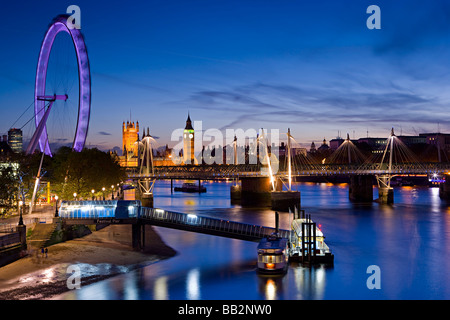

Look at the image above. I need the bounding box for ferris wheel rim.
[34,14,91,156]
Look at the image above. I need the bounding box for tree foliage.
[0,151,52,213]
[0,163,17,214]
[51,147,126,200]
[17,151,52,203]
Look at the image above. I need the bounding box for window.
[258,254,283,263]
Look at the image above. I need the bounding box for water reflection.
[154,276,169,300]
[258,277,280,300]
[186,268,200,300]
[123,273,139,300]
[430,187,440,212]
[291,265,327,300]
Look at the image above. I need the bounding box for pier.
[59,200,290,246]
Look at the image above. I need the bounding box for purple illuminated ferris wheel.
[26,14,91,156]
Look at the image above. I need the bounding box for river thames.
[59,180,450,300]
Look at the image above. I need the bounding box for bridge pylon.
[375,128,396,204]
[230,135,243,203]
[349,175,374,203]
[377,174,394,204]
[271,128,301,211]
[439,175,450,200]
[137,127,156,207]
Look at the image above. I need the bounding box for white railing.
[140,207,290,240]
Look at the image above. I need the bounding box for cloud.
[97,131,112,136]
[185,80,444,133]
[190,89,287,112]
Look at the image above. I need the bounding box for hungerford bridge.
[131,162,450,179]
[126,128,450,208]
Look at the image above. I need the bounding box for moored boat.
[174,182,207,193]
[289,216,334,264]
[257,233,289,274]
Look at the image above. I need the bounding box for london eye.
[26,14,91,156]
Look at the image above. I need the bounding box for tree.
[0,163,18,215]
[50,147,126,200]
[0,150,51,214]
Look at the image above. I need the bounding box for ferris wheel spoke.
[37,94,69,102]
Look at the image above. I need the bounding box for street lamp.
[54,195,59,218]
[18,200,23,226]
[91,189,95,200]
[102,187,106,200]
[111,185,115,200]
[73,192,77,200]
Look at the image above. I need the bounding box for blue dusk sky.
[1,0,450,152]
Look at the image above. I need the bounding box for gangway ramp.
[58,200,290,242]
[140,208,290,242]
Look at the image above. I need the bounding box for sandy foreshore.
[0,224,176,300]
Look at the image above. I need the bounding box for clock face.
[189,134,194,139]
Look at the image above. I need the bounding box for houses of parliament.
[114,114,195,167]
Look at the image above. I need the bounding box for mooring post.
[275,211,279,235]
[171,179,173,194]
[141,223,145,249]
[307,215,311,263]
[313,222,317,260]
[16,224,27,250]
[132,222,143,250]
[301,222,305,263]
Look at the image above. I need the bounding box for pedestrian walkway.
[0,205,55,229]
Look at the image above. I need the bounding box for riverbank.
[0,224,177,300]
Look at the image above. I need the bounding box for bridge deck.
[127,162,450,180]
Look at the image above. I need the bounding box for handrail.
[59,205,288,241]
[139,207,290,240]
[126,162,450,179]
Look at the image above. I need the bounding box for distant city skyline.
[1,0,450,153]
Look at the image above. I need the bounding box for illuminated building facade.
[183,113,195,164]
[120,120,139,167]
[8,128,22,153]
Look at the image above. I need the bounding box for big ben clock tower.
[183,113,195,164]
